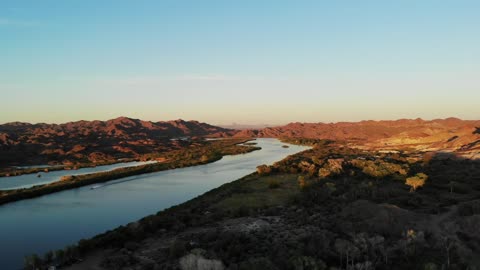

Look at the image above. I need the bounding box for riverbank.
[0,161,159,191]
[0,138,309,270]
[0,139,259,206]
[0,159,142,178]
[31,140,480,270]
[0,138,232,178]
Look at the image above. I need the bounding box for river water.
[0,161,157,190]
[0,139,308,269]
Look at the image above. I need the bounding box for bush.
[257,165,272,176]
[406,173,428,192]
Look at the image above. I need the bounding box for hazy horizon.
[2,1,479,124]
[1,115,478,127]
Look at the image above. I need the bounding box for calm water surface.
[0,161,157,190]
[0,139,308,269]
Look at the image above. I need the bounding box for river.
[0,161,157,190]
[0,139,308,269]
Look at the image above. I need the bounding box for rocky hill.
[0,117,232,167]
[234,118,480,157]
[2,117,479,168]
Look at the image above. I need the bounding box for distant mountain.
[3,117,479,167]
[219,124,277,130]
[0,117,232,167]
[234,118,480,157]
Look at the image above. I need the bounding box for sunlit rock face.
[234,118,480,156]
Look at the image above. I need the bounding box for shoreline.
[0,158,143,178]
[0,138,254,178]
[0,138,259,206]
[39,139,480,270]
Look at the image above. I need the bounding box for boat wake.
[89,175,149,190]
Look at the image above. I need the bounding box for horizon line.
[1,116,478,127]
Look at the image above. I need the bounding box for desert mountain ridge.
[232,117,480,158]
[1,116,479,167]
[0,117,233,167]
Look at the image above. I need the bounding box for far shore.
[0,158,144,178]
[0,138,253,178]
[0,138,260,206]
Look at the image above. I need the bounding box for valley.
[1,117,479,270]
[52,138,480,270]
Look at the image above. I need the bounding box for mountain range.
[1,117,479,168]
[0,117,231,167]
[234,118,480,158]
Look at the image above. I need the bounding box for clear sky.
[1,1,479,125]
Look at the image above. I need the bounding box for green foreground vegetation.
[0,139,259,206]
[28,139,480,270]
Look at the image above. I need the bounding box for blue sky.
[1,1,479,125]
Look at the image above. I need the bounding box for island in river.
[0,138,259,206]
[0,138,308,270]
[0,161,157,190]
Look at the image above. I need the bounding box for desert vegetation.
[29,139,480,270]
[406,173,428,192]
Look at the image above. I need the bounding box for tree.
[257,165,272,176]
[448,181,458,193]
[405,173,428,192]
[441,237,455,269]
[24,254,41,270]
